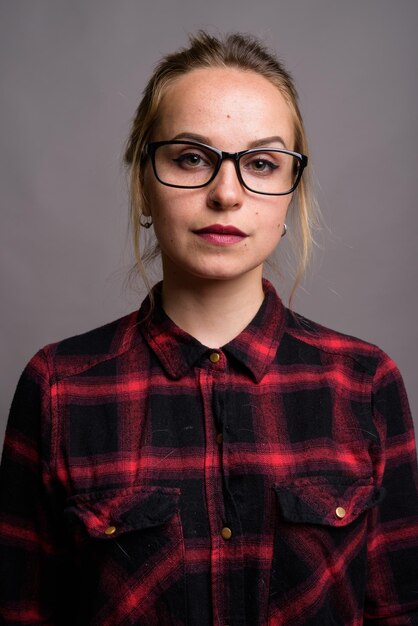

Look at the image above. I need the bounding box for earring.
[281,223,287,238]
[139,215,153,229]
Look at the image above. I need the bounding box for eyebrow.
[171,132,288,150]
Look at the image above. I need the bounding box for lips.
[193,224,247,236]
[193,224,248,246]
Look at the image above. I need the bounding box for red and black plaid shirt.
[1,280,417,625]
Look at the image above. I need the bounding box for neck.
[161,267,265,348]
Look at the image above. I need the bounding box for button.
[221,526,232,540]
[104,525,117,535]
[209,352,220,363]
[335,507,346,519]
[216,433,223,445]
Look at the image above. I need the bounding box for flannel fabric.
[1,280,417,625]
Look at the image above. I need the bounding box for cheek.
[257,199,289,227]
[257,203,289,250]
[145,185,171,221]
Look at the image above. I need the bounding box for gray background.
[1,0,417,446]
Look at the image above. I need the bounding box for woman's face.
[143,67,295,287]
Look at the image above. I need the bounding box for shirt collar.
[139,279,286,383]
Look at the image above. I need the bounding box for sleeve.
[0,350,70,625]
[365,352,418,625]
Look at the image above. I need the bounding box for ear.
[141,204,151,218]
[140,188,152,218]
[140,165,154,217]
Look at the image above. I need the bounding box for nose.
[206,159,243,210]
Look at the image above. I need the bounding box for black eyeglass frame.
[145,140,308,196]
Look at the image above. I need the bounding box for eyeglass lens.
[153,142,301,194]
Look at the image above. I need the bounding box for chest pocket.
[64,485,186,626]
[274,475,384,527]
[268,475,384,625]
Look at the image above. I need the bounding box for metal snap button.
[335,507,347,519]
[221,526,232,540]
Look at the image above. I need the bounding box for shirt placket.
[199,349,246,626]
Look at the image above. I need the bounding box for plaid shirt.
[1,280,417,626]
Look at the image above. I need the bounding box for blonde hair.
[124,31,317,302]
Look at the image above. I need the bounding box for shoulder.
[281,311,411,430]
[27,310,142,383]
[282,309,396,379]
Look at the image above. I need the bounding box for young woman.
[1,32,417,626]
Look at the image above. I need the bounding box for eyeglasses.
[145,140,308,196]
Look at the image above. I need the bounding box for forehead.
[154,67,295,150]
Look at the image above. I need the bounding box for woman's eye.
[246,157,279,174]
[174,152,207,167]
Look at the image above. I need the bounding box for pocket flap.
[65,485,180,539]
[274,476,384,527]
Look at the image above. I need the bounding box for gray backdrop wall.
[1,0,417,446]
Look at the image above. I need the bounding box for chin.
[190,263,263,283]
